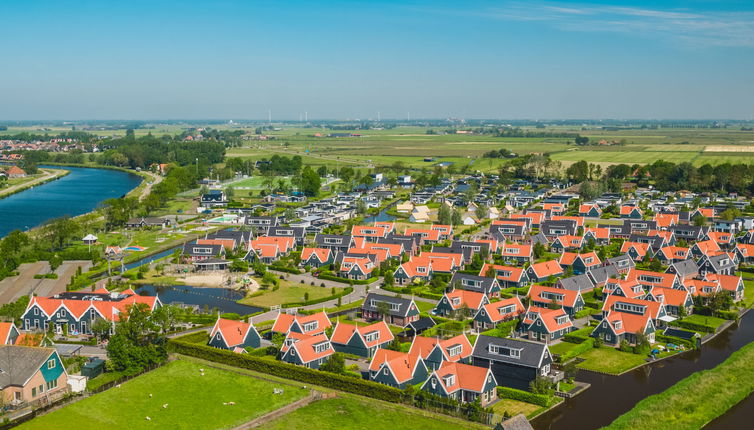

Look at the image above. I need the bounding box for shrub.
[497,386,551,407]
[167,339,403,402]
[558,338,594,363]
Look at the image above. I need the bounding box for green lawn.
[679,314,729,330]
[239,278,341,307]
[549,341,582,356]
[491,398,541,419]
[607,341,754,430]
[19,360,307,430]
[740,277,754,309]
[263,395,488,430]
[416,300,436,313]
[576,347,648,375]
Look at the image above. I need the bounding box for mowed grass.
[576,347,648,375]
[606,341,754,430]
[18,360,307,430]
[262,395,488,430]
[491,398,542,418]
[239,278,340,307]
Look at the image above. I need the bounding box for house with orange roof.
[404,228,441,244]
[579,204,602,218]
[735,243,754,263]
[301,247,335,268]
[208,317,261,352]
[690,207,715,221]
[551,215,585,227]
[409,334,474,370]
[430,224,454,240]
[602,294,672,328]
[331,321,394,358]
[627,269,681,290]
[583,227,610,245]
[620,241,651,262]
[478,263,529,288]
[499,243,532,264]
[434,289,489,318]
[6,166,26,178]
[528,284,584,317]
[248,236,295,263]
[550,235,583,252]
[603,278,646,299]
[705,231,733,249]
[22,288,161,336]
[0,322,20,345]
[682,279,721,298]
[473,297,525,331]
[339,256,376,280]
[421,361,497,406]
[654,213,679,229]
[271,311,332,337]
[369,349,428,389]
[704,273,745,302]
[196,238,237,251]
[591,309,655,347]
[280,333,334,369]
[520,306,574,344]
[526,260,564,283]
[646,286,694,316]
[558,251,601,275]
[351,225,390,241]
[657,246,690,264]
[543,203,565,216]
[511,212,545,228]
[620,205,643,219]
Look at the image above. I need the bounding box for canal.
[0,165,141,237]
[534,311,754,429]
[135,284,263,315]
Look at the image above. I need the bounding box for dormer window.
[613,320,622,330]
[364,331,380,343]
[447,345,462,357]
[451,297,461,306]
[443,374,456,387]
[303,321,318,332]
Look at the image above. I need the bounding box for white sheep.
[145,417,151,421]
[116,384,121,388]
[162,404,168,409]
[228,401,236,406]
[200,368,205,372]
[149,394,152,398]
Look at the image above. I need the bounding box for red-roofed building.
[579,204,602,218]
[704,273,745,302]
[280,333,334,369]
[434,289,489,318]
[351,225,390,241]
[271,311,332,337]
[409,334,474,369]
[301,247,335,268]
[479,263,529,288]
[657,246,690,264]
[528,284,584,316]
[521,306,574,344]
[473,297,525,331]
[368,349,428,389]
[526,260,564,282]
[499,243,532,264]
[331,321,394,357]
[421,361,498,406]
[558,251,601,274]
[621,241,651,262]
[591,309,655,347]
[208,317,261,351]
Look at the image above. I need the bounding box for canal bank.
[0,168,70,200]
[0,165,142,237]
[533,310,754,429]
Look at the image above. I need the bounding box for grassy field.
[678,314,729,331]
[491,398,541,418]
[576,347,648,375]
[606,341,754,430]
[18,359,306,430]
[262,395,488,430]
[239,278,341,307]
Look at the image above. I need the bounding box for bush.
[497,386,551,407]
[167,339,403,402]
[574,308,593,319]
[563,326,593,344]
[671,320,716,333]
[281,287,353,308]
[717,310,738,321]
[269,264,301,274]
[558,338,594,363]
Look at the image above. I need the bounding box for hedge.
[671,320,716,333]
[269,265,301,275]
[281,287,354,308]
[558,338,594,363]
[175,331,211,344]
[563,326,594,344]
[655,334,696,350]
[717,310,738,321]
[584,299,601,309]
[416,291,443,301]
[574,308,594,319]
[497,386,551,407]
[316,273,378,285]
[167,339,404,402]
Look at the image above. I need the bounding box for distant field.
[17,359,306,430]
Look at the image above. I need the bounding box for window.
[32,387,36,397]
[313,341,329,354]
[447,345,462,357]
[46,379,57,390]
[302,321,318,332]
[33,308,39,316]
[383,368,388,375]
[443,375,456,387]
[47,359,56,370]
[364,331,380,343]
[498,305,515,316]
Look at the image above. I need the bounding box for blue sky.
[1,0,753,120]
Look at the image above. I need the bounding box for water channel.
[534,311,754,429]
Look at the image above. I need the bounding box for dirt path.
[139,170,163,201]
[0,261,49,304]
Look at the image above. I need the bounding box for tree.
[438,204,452,225]
[377,301,391,321]
[317,165,328,177]
[106,303,168,375]
[692,214,707,226]
[383,270,394,287]
[320,352,346,374]
[529,375,555,396]
[43,216,81,250]
[451,209,462,226]
[300,166,322,197]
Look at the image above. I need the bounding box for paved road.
[138,170,163,201]
[0,261,49,304]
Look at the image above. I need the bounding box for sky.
[1,0,753,120]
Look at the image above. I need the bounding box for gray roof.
[558,274,595,292]
[606,254,635,269]
[0,346,56,388]
[362,293,417,317]
[703,254,736,271]
[450,273,498,295]
[587,265,619,285]
[667,259,698,277]
[497,414,534,430]
[472,335,549,369]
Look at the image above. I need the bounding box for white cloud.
[433,2,754,47]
